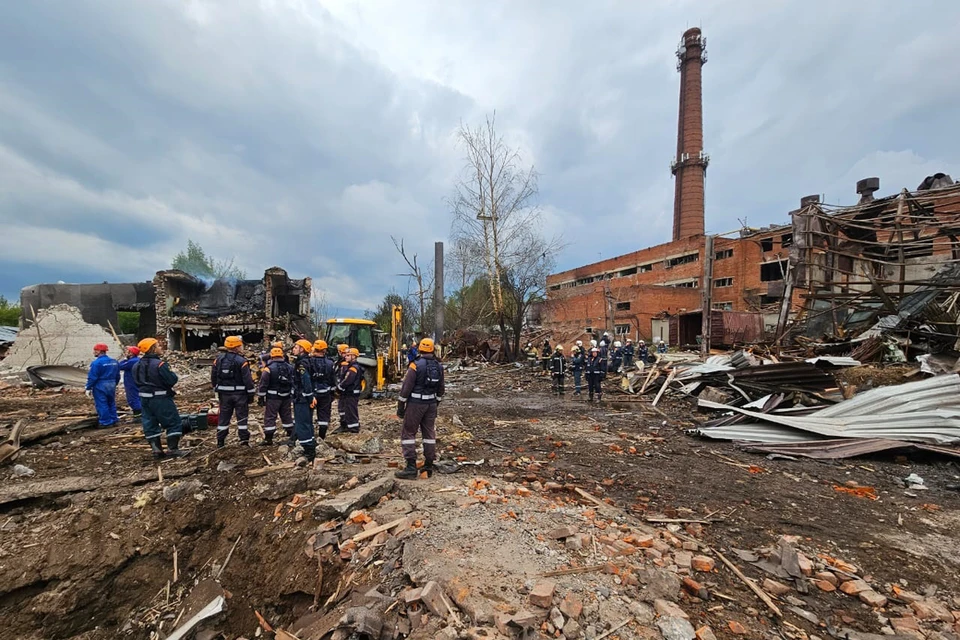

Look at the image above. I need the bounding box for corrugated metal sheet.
[0,326,17,343]
[696,374,960,445]
[740,438,960,460]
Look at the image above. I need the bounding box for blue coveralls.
[212,351,255,445]
[118,356,142,413]
[292,354,317,460]
[86,354,120,426]
[309,354,336,440]
[407,346,419,364]
[133,354,182,443]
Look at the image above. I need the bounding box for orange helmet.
[347,348,360,357]
[270,347,284,358]
[138,338,159,354]
[418,338,435,353]
[295,339,313,353]
[313,339,328,352]
[224,336,243,349]
[337,343,348,354]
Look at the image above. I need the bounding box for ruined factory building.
[16,267,311,357]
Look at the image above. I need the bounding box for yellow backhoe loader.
[324,305,403,398]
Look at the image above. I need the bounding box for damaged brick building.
[543,28,960,349]
[19,267,312,353]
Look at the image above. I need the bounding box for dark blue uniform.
[309,353,336,439]
[571,349,585,396]
[118,356,141,414]
[86,354,120,426]
[336,361,363,433]
[549,351,567,395]
[622,343,635,370]
[133,353,183,454]
[212,351,255,446]
[258,358,294,443]
[397,354,444,465]
[586,353,607,402]
[292,354,316,460]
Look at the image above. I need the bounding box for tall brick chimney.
[671,27,709,241]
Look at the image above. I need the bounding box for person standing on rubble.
[611,341,623,373]
[86,343,120,427]
[395,338,444,479]
[256,346,294,446]
[524,342,539,369]
[310,339,336,440]
[586,346,606,403]
[212,336,256,448]
[638,339,649,364]
[133,338,188,459]
[622,339,635,371]
[118,346,142,418]
[540,338,551,373]
[656,338,667,356]
[571,343,585,397]
[549,345,567,396]
[335,348,364,434]
[291,340,318,461]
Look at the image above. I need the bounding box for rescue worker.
[86,343,120,427]
[540,339,551,373]
[524,342,539,369]
[586,346,606,403]
[257,346,294,446]
[571,343,585,396]
[395,338,444,479]
[309,339,336,440]
[622,339,635,370]
[656,338,668,355]
[599,333,611,363]
[291,340,318,461]
[335,343,350,429]
[118,346,142,418]
[638,339,650,364]
[549,345,567,396]
[211,336,255,448]
[335,348,363,434]
[133,338,188,459]
[611,341,623,373]
[259,340,285,368]
[406,339,419,364]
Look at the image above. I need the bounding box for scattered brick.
[559,593,583,620]
[812,579,836,592]
[838,579,871,596]
[419,581,448,617]
[529,580,556,609]
[654,599,689,620]
[761,579,791,597]
[911,600,954,622]
[673,551,693,569]
[728,620,747,635]
[691,555,715,572]
[545,525,577,540]
[859,590,888,608]
[695,626,717,640]
[814,571,838,586]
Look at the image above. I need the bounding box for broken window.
[667,253,699,267]
[714,277,733,288]
[715,249,733,260]
[575,277,595,286]
[759,295,781,305]
[672,280,698,288]
[618,267,638,277]
[837,255,853,273]
[615,301,631,311]
[549,285,561,291]
[615,324,631,335]
[781,233,793,247]
[712,302,733,311]
[760,260,788,282]
[760,238,774,252]
[639,263,654,273]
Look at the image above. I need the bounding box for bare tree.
[392,236,433,334]
[450,113,559,360]
[310,287,329,335]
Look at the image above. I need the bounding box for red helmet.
[93,343,109,352]
[127,346,140,356]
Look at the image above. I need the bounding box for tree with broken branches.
[450,113,561,360]
[391,236,433,335]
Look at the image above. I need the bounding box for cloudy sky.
[1,1,957,314]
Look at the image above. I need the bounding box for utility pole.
[434,242,444,348]
[700,235,715,357]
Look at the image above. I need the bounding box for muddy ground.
[0,363,958,640]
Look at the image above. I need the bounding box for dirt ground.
[0,362,959,640]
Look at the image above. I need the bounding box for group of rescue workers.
[84,334,445,481]
[523,331,669,401]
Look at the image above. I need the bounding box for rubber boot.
[149,438,166,461]
[166,435,191,458]
[303,445,316,463]
[394,458,419,480]
[284,427,296,445]
[423,459,435,478]
[258,432,274,446]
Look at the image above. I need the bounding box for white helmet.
[576,340,583,347]
[614,341,622,348]
[640,339,646,344]
[590,339,597,347]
